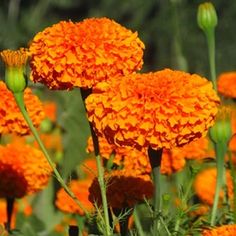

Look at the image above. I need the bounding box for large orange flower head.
[217,72,236,98]
[55,179,94,215]
[0,81,45,135]
[89,170,154,209]
[29,18,144,90]
[86,69,220,150]
[202,224,236,236]
[0,143,52,198]
[194,167,233,205]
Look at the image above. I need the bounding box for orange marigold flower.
[89,170,154,209]
[0,81,45,135]
[217,72,236,98]
[194,168,233,205]
[202,224,236,236]
[29,18,144,90]
[86,69,220,150]
[0,143,52,198]
[55,179,94,215]
[81,158,98,179]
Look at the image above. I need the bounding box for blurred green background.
[0,0,236,76]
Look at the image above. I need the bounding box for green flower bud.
[197,2,218,33]
[209,106,232,144]
[0,48,28,93]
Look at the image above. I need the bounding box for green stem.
[205,29,217,90]
[148,148,163,235]
[210,142,227,226]
[133,207,145,236]
[80,88,111,236]
[96,154,111,236]
[13,92,89,216]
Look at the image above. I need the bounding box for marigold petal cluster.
[194,168,233,205]
[0,142,52,198]
[87,136,151,177]
[43,101,57,122]
[86,69,220,150]
[202,224,236,236]
[89,170,154,209]
[0,81,45,135]
[217,72,236,98]
[55,179,94,215]
[29,18,144,90]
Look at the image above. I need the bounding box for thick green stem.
[80,88,111,236]
[133,207,145,236]
[148,148,163,235]
[210,142,227,226]
[13,92,88,216]
[205,29,217,90]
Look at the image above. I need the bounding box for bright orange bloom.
[194,168,233,205]
[0,143,52,198]
[89,170,154,209]
[217,72,236,98]
[55,179,94,215]
[0,81,45,135]
[86,69,220,150]
[29,18,144,90]
[202,224,236,235]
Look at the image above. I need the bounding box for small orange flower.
[89,170,154,209]
[81,158,98,179]
[29,18,144,90]
[217,72,236,98]
[43,101,57,122]
[55,179,94,215]
[0,142,52,198]
[202,224,236,235]
[0,81,45,135]
[194,168,233,205]
[86,69,220,150]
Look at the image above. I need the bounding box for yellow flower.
[29,18,144,90]
[86,69,220,150]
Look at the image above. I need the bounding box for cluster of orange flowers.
[0,142,52,198]
[86,69,219,150]
[29,18,144,90]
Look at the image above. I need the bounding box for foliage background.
[0,0,235,235]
